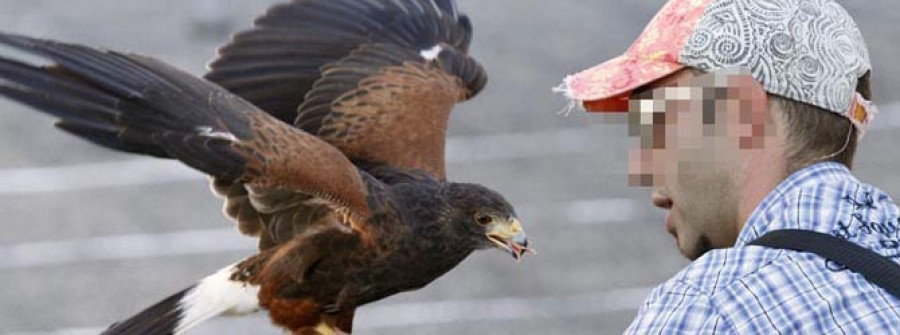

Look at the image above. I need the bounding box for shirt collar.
[735,162,858,245]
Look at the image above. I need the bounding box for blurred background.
[0,0,898,334]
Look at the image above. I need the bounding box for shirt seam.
[671,278,740,332]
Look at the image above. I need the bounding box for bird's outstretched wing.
[206,0,487,179]
[0,33,375,226]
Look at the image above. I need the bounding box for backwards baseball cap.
[558,0,876,132]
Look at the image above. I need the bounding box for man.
[559,0,900,333]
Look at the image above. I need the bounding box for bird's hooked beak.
[485,218,535,261]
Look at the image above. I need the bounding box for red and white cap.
[558,0,876,132]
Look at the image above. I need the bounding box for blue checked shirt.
[625,162,900,334]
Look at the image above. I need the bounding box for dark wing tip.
[435,46,487,99]
[433,0,460,20]
[456,15,473,53]
[0,31,48,51]
[204,0,478,124]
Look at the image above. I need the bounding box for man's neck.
[735,141,787,233]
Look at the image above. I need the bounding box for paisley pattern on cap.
[680,0,872,115]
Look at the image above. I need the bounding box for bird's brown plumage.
[236,111,373,222]
[308,59,466,179]
[203,0,487,257]
[0,1,527,334]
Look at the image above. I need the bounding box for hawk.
[0,0,532,334]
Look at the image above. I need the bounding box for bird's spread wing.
[0,33,375,228]
[206,0,487,179]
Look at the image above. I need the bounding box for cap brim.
[563,55,684,112]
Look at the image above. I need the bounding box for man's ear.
[731,75,772,150]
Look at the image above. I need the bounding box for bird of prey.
[0,0,533,334]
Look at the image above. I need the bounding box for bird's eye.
[474,213,493,225]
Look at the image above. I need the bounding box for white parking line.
[0,159,198,195]
[566,198,640,225]
[0,228,255,270]
[356,285,651,329]
[445,127,601,161]
[2,285,652,335]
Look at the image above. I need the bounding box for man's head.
[559,0,876,259]
[628,67,872,259]
[627,68,776,259]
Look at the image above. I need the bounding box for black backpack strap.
[749,229,900,299]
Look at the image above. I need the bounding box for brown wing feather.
[214,43,483,245]
[0,33,374,234]
[235,111,371,221]
[319,62,465,178]
[295,43,484,179]
[204,0,485,242]
[211,173,343,250]
[209,108,377,244]
[205,0,476,125]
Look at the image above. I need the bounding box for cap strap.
[845,92,878,138]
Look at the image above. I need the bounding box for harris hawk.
[0,0,533,334]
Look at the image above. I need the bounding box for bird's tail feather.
[102,263,260,335]
[100,286,193,335]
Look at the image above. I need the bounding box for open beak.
[485,218,535,261]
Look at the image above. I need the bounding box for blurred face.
[627,68,772,259]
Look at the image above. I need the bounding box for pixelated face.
[625,67,773,259]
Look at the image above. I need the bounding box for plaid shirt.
[626,162,900,334]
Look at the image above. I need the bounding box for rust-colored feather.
[318,62,466,178]
[235,112,372,222]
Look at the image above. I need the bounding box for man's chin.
[680,248,704,261]
[679,236,714,260]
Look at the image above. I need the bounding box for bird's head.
[441,183,534,261]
